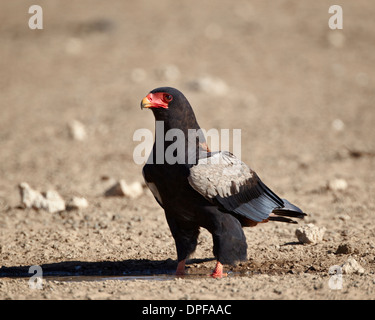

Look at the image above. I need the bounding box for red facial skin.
[143,92,173,109]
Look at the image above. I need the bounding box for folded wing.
[188,151,305,223]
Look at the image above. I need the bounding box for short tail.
[269,199,307,224]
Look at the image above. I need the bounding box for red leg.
[176,259,186,276]
[211,261,227,278]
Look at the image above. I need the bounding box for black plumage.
[141,87,306,277]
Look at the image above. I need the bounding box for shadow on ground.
[0,258,216,278]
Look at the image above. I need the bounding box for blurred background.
[1,0,374,209]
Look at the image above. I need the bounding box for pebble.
[338,214,351,221]
[68,120,87,141]
[104,180,143,199]
[335,243,355,255]
[295,223,326,244]
[44,190,66,213]
[341,257,365,274]
[331,119,345,131]
[66,197,89,210]
[327,178,348,191]
[19,182,65,213]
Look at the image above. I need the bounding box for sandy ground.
[1,1,375,300]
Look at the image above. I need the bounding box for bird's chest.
[142,163,190,206]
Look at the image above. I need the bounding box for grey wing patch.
[188,151,284,222]
[188,151,255,199]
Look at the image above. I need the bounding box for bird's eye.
[164,94,173,102]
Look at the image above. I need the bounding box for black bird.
[140,87,306,277]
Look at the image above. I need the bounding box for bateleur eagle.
[140,87,306,278]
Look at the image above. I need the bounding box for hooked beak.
[140,96,152,109]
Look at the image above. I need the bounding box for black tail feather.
[271,209,307,219]
[270,199,307,223]
[268,216,298,224]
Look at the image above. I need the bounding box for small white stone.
[105,180,143,199]
[328,179,348,191]
[332,119,345,131]
[338,214,351,221]
[66,197,89,210]
[68,120,87,141]
[19,183,65,213]
[295,223,326,244]
[19,182,47,209]
[43,190,66,213]
[341,257,364,274]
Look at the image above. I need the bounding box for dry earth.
[1,1,375,300]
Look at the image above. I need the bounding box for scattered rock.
[68,120,87,141]
[327,178,348,191]
[345,147,375,159]
[104,180,143,199]
[341,257,364,274]
[335,243,353,255]
[188,76,228,96]
[338,213,351,221]
[66,197,89,211]
[331,119,345,131]
[19,183,66,213]
[19,182,45,209]
[44,190,66,213]
[295,223,326,244]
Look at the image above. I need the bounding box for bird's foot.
[211,261,227,279]
[175,259,186,276]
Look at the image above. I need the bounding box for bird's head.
[140,87,199,130]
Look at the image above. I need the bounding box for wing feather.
[188,151,284,222]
